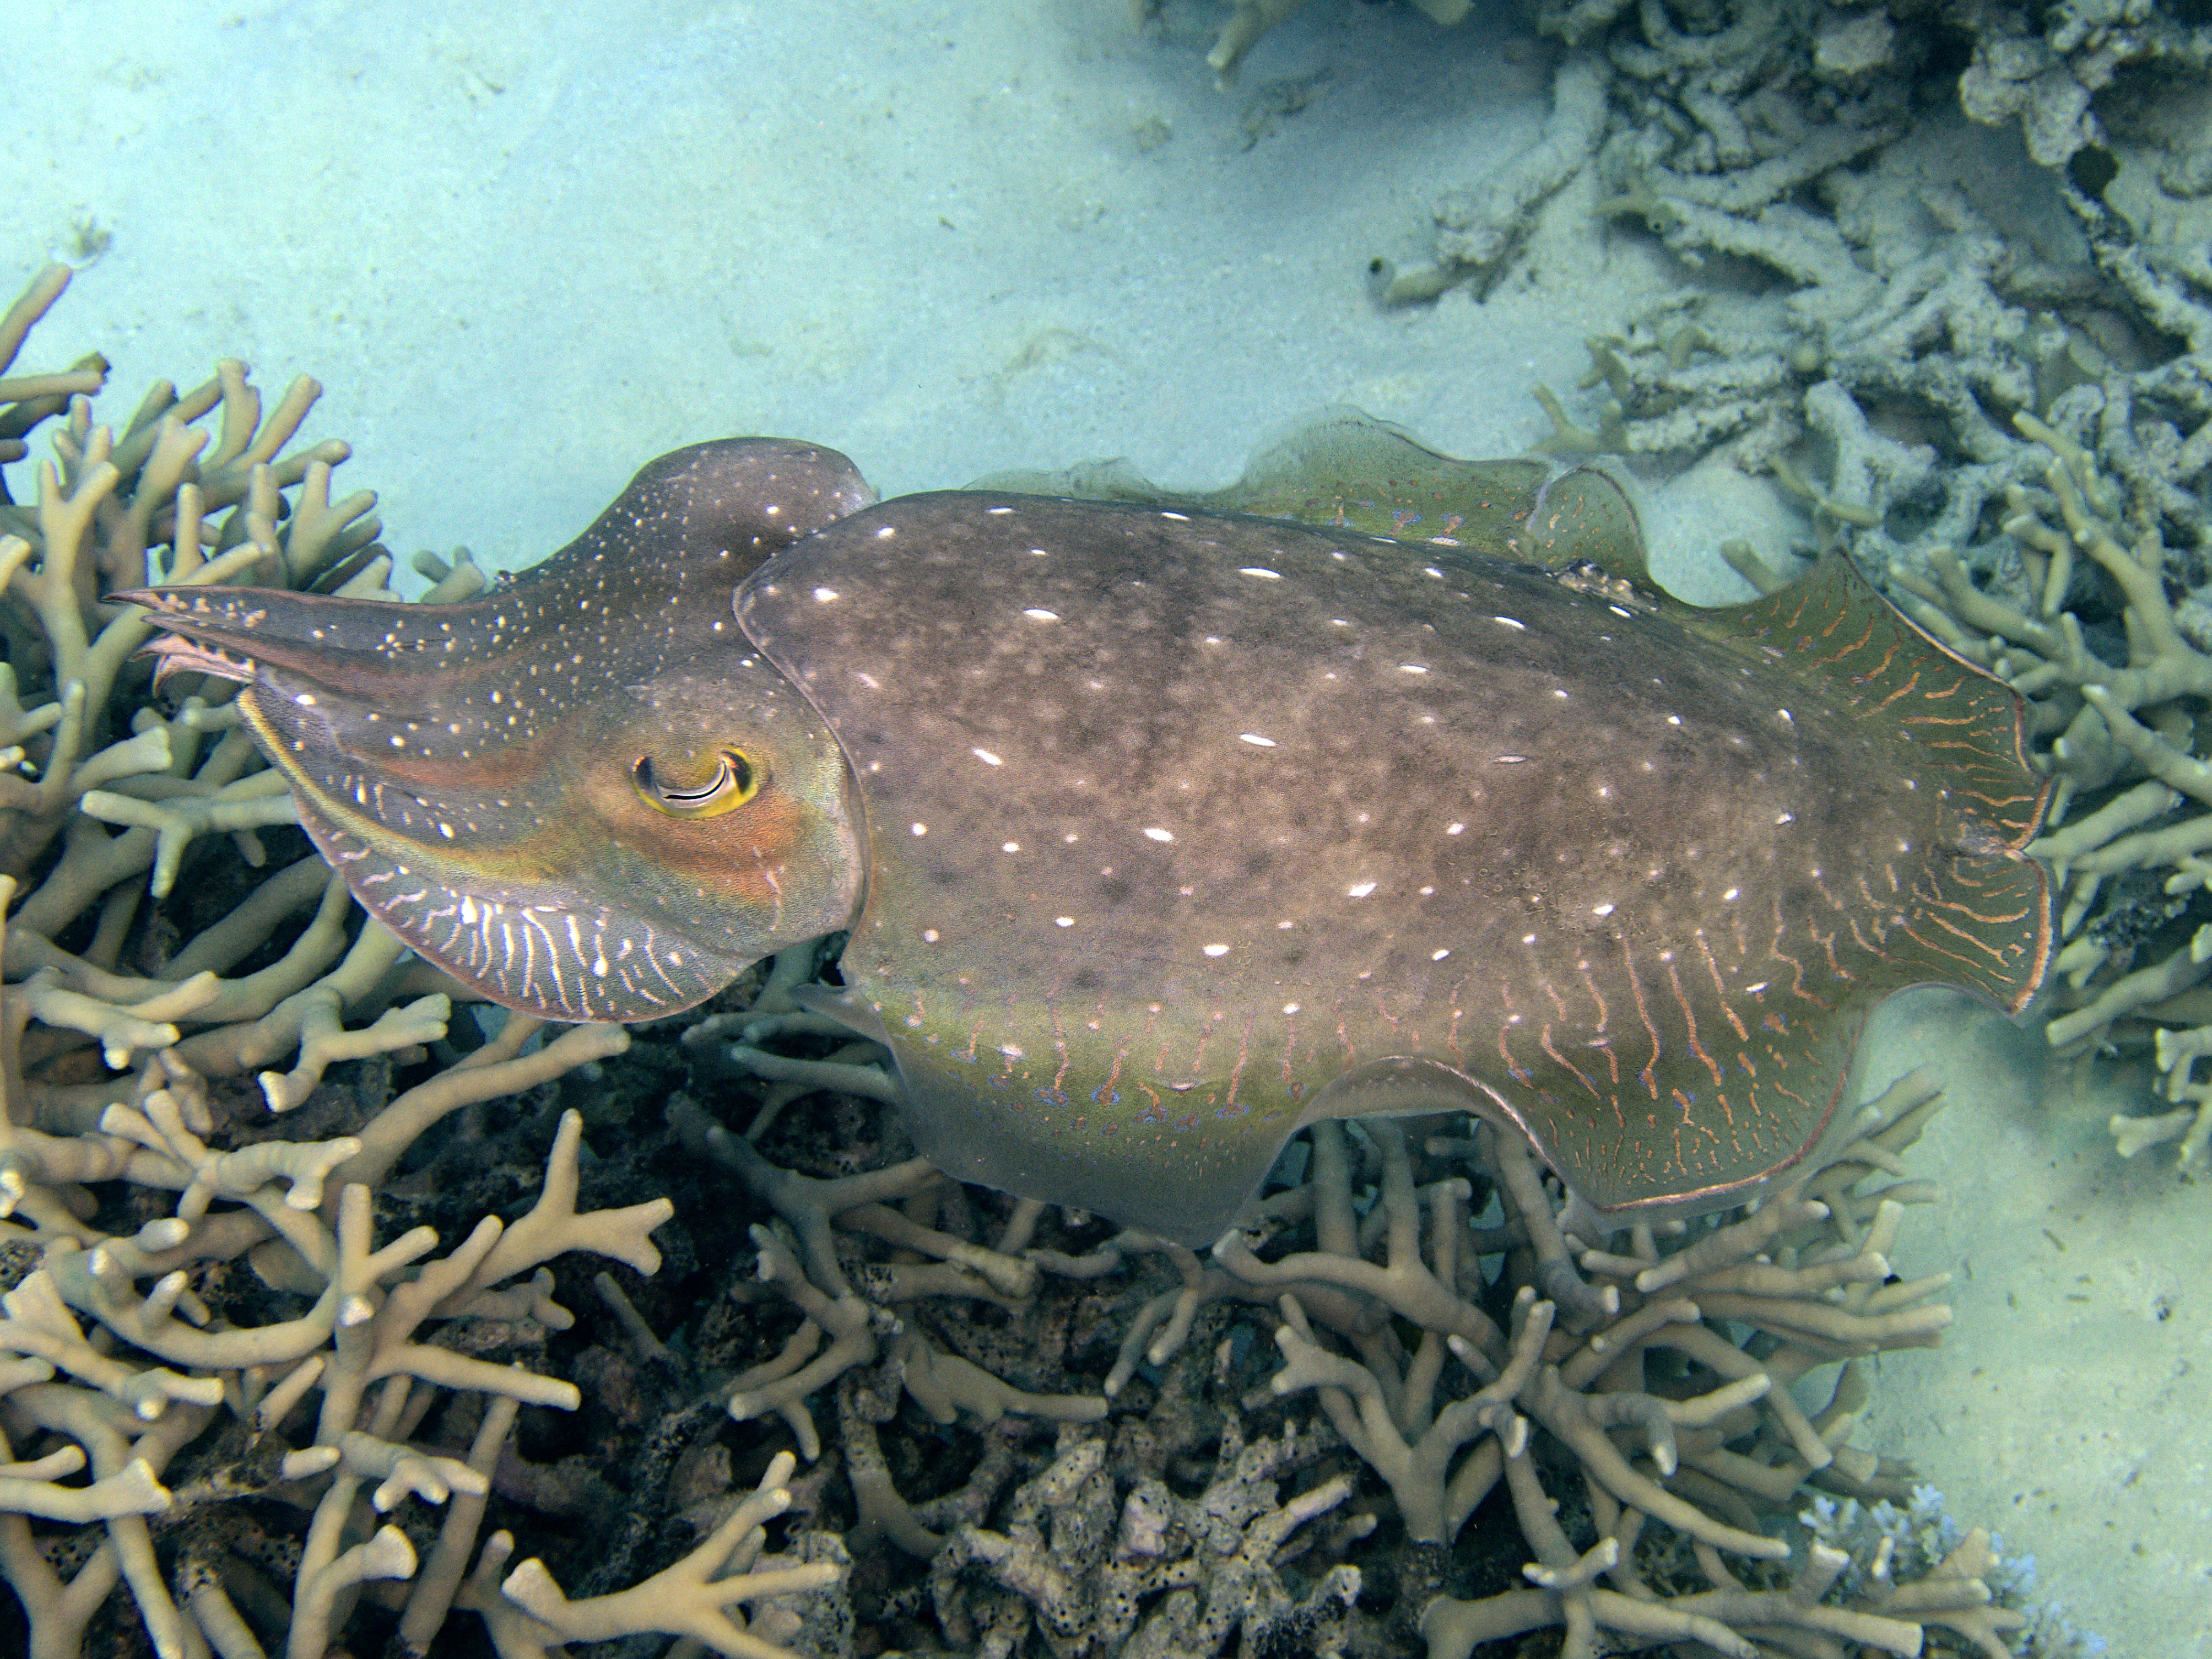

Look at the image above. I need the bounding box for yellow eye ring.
[632,749,761,818]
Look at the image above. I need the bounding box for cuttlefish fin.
[967,405,1651,586]
[1699,549,2053,1013]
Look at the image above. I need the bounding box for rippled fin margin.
[1710,550,2054,1015]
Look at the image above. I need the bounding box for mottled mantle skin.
[125,435,2054,1241]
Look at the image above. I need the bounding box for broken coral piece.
[1136,0,1471,87]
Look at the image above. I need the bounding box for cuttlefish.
[124,419,2053,1242]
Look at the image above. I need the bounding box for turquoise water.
[10,2,2207,1651]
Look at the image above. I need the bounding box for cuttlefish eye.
[632,748,762,818]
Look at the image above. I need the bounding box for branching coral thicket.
[0,263,495,1127]
[675,988,2092,1655]
[1369,2,2209,576]
[0,263,842,1658]
[1881,403,2212,1169]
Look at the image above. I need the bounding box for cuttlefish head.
[121,437,872,1022]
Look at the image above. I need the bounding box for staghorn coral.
[1800,1485,2103,1659]
[1376,50,1611,305]
[0,264,494,1129]
[1407,1072,1990,1658]
[1954,0,2212,174]
[0,263,847,1659]
[0,999,811,1658]
[1388,0,1917,325]
[669,977,2096,1656]
[1372,1,2209,630]
[1881,398,2212,1168]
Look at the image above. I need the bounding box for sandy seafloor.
[8,1,2209,1653]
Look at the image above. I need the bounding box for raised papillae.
[123,419,2053,1242]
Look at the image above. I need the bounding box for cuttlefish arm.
[120,438,875,1022]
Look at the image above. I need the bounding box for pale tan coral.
[1887,402,2212,1165]
[675,1110,1105,1452]
[0,264,458,1149]
[495,1449,843,1659]
[0,262,771,1659]
[1135,0,1470,87]
[1404,1073,1975,1655]
[695,963,2067,1657]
